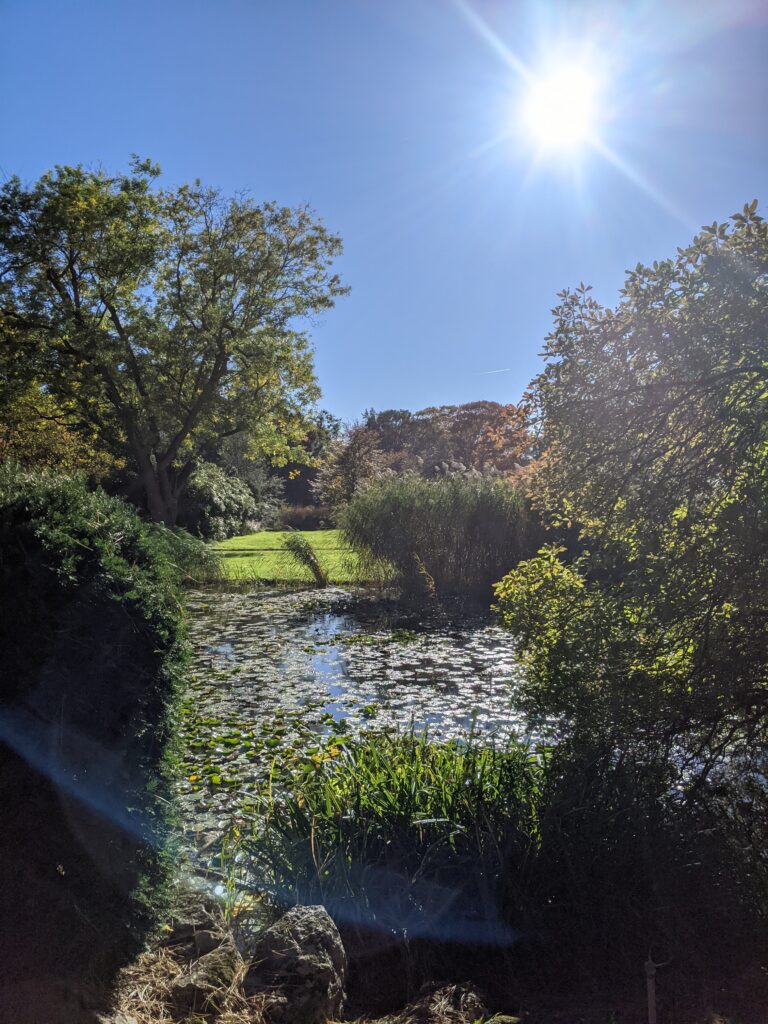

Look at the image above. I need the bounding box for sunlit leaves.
[0,160,347,522]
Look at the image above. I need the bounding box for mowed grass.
[213,528,368,583]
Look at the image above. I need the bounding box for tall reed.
[340,475,544,599]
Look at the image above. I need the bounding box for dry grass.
[105,953,490,1024]
[347,985,489,1024]
[104,943,267,1024]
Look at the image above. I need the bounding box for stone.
[244,905,347,1024]
[170,934,244,1015]
[194,928,223,956]
[163,883,220,946]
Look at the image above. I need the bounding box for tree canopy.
[0,159,346,523]
[497,203,768,767]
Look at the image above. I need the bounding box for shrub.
[177,460,260,540]
[0,464,187,1000]
[151,522,223,583]
[280,503,332,530]
[341,474,544,599]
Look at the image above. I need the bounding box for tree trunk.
[142,467,174,525]
[140,461,195,526]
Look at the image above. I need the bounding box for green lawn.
[213,528,367,583]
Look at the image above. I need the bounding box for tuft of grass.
[284,531,329,586]
[212,529,386,584]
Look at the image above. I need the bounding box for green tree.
[497,203,768,765]
[0,383,119,476]
[530,201,767,538]
[0,159,346,524]
[313,425,390,510]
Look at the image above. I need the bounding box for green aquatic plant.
[227,728,545,944]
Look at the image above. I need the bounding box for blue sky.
[2,0,766,422]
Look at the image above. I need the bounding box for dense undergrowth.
[224,728,767,1018]
[0,465,198,1020]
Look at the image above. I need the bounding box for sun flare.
[522,64,602,151]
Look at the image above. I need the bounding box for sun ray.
[450,0,532,82]
[450,0,693,225]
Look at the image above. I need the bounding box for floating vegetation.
[178,586,524,860]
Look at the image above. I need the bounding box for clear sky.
[2,0,766,422]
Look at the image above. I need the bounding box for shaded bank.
[0,468,188,1023]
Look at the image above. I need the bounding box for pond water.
[179,586,525,844]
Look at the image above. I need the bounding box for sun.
[522,64,602,152]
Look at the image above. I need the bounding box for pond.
[178,586,525,847]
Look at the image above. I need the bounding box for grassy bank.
[214,528,375,583]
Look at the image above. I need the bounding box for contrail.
[476,367,513,375]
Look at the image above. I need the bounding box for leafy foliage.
[312,427,390,510]
[176,460,258,540]
[0,383,119,475]
[531,201,767,538]
[0,159,346,523]
[0,465,188,985]
[363,401,530,475]
[314,402,531,513]
[492,206,768,1008]
[501,205,768,765]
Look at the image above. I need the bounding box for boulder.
[244,905,347,1024]
[163,884,220,946]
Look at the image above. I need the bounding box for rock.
[163,883,220,946]
[170,934,244,1015]
[244,905,347,1024]
[194,928,223,956]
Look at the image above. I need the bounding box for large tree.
[497,202,768,761]
[0,159,346,523]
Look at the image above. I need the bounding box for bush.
[177,461,261,540]
[0,464,187,1004]
[280,503,332,530]
[341,474,544,599]
[150,523,222,583]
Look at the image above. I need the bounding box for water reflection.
[185,586,525,740]
[180,587,527,840]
